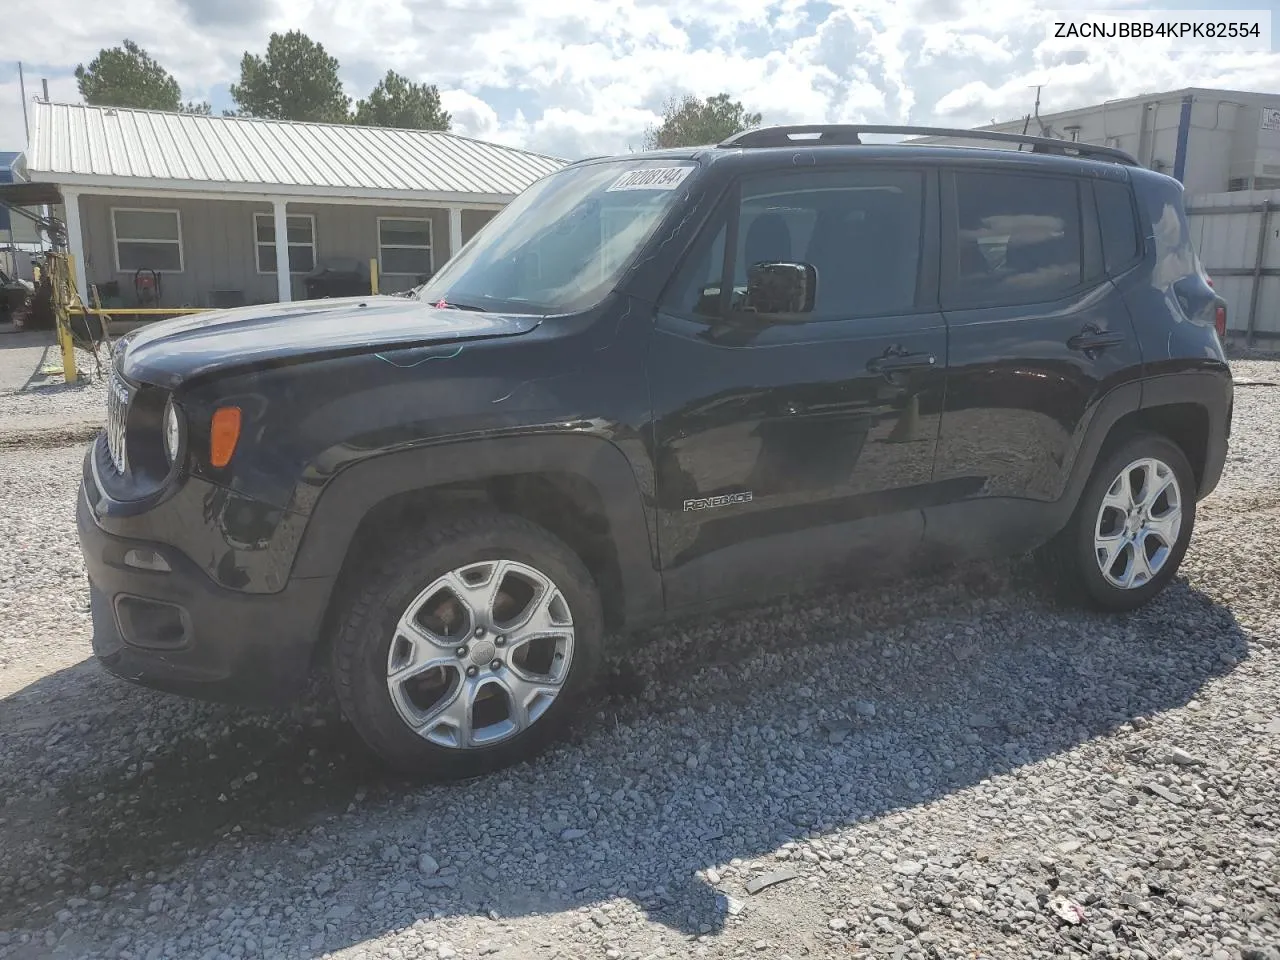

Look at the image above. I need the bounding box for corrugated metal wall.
[1187,188,1280,340]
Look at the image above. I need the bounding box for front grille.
[105,371,131,474]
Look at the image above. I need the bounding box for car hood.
[116,295,542,388]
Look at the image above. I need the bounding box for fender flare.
[1138,369,1232,499]
[290,433,664,627]
[1057,380,1145,519]
[1059,367,1230,526]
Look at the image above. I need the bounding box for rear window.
[1095,180,1142,274]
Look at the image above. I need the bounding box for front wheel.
[330,513,603,779]
[1043,432,1196,612]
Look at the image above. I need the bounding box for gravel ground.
[0,377,105,425]
[0,332,106,436]
[0,357,1278,960]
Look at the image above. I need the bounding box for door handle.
[1067,327,1126,352]
[867,349,937,374]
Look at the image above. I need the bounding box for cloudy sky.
[2,0,1279,160]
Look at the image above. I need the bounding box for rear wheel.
[1043,432,1195,611]
[330,513,603,779]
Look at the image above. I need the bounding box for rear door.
[927,165,1144,558]
[649,163,948,609]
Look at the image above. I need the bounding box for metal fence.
[1187,188,1280,343]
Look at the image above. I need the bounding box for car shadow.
[0,561,1249,953]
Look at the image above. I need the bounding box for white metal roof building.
[908,87,1280,198]
[20,101,563,202]
[7,101,567,305]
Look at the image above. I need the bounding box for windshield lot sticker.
[607,167,693,191]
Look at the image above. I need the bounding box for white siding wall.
[75,194,495,306]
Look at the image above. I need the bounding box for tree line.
[73,34,762,147]
[74,33,450,130]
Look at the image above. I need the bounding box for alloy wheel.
[1093,456,1183,590]
[385,559,575,749]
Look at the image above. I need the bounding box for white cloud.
[918,29,1016,66]
[440,89,500,140]
[2,0,1279,158]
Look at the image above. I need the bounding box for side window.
[661,169,924,320]
[1094,180,1142,274]
[735,170,924,319]
[948,172,1083,307]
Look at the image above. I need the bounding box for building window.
[255,213,316,274]
[112,208,183,273]
[378,218,433,277]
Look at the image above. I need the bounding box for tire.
[1041,431,1196,612]
[330,512,603,779]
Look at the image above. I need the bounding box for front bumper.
[77,474,335,706]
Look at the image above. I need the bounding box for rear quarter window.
[1094,180,1142,274]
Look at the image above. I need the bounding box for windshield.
[416,159,699,315]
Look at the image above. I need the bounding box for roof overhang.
[0,181,63,207]
[23,173,517,207]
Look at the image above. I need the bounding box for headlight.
[163,397,183,466]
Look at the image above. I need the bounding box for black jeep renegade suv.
[77,125,1233,779]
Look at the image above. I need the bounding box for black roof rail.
[718,124,1139,166]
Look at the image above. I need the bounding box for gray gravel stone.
[745,868,800,895]
[1167,746,1206,766]
[1,348,1279,960]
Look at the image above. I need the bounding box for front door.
[649,164,948,610]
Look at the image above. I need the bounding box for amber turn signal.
[210,407,242,468]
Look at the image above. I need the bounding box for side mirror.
[743,261,817,315]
